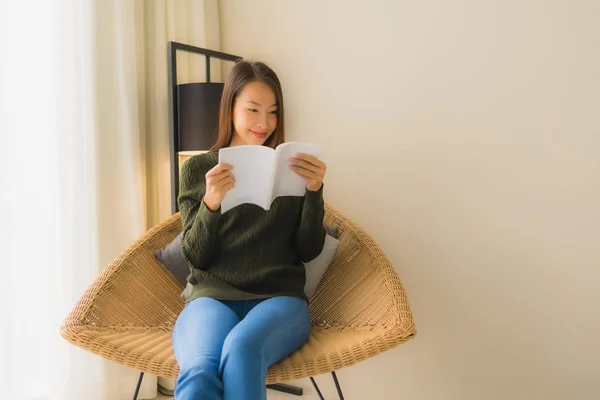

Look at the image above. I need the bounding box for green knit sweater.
[178,151,326,303]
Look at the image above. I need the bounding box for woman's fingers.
[290,158,318,173]
[220,179,235,192]
[215,175,234,189]
[293,153,325,167]
[203,163,235,210]
[290,164,317,179]
[290,160,325,184]
[212,170,235,186]
[206,162,233,178]
[290,154,327,183]
[290,154,323,171]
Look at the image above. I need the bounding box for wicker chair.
[60,203,416,398]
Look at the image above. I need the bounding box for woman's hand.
[203,163,235,211]
[289,153,327,192]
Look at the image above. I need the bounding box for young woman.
[173,59,328,400]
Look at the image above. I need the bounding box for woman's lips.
[250,129,267,139]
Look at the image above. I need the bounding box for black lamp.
[177,82,224,154]
[167,41,241,213]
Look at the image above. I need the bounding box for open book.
[218,142,323,213]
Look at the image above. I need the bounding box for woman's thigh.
[222,296,311,367]
[173,297,241,368]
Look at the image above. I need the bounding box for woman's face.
[230,80,278,147]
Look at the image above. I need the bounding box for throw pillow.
[154,225,341,297]
[303,233,340,298]
[325,224,339,239]
[154,232,188,287]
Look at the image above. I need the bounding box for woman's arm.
[178,156,221,270]
[293,185,327,262]
[289,152,328,262]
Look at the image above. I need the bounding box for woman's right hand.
[203,163,235,212]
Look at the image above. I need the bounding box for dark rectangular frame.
[167,41,242,214]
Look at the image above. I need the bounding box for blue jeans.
[172,296,311,400]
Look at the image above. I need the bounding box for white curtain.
[0,1,220,399]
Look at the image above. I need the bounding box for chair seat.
[61,323,412,383]
[61,204,416,383]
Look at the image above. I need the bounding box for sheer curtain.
[144,0,223,227]
[0,1,220,399]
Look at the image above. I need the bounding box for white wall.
[219,1,600,399]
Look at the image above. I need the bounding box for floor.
[153,388,316,399]
[153,391,313,399]
[150,378,339,399]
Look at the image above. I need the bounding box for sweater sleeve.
[178,155,221,270]
[293,184,327,263]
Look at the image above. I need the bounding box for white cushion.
[303,234,340,298]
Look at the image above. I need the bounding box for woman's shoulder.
[181,151,218,175]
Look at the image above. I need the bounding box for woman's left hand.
[289,153,327,191]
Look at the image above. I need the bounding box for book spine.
[267,150,279,209]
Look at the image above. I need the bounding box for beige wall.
[219,1,600,399]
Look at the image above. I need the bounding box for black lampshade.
[177,82,224,151]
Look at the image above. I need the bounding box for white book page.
[272,142,323,199]
[218,145,275,212]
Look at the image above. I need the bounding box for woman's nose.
[257,113,268,128]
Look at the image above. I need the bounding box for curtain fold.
[0,0,220,398]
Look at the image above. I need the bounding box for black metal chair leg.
[309,377,325,400]
[133,374,308,399]
[266,383,303,396]
[331,371,345,400]
[132,372,144,400]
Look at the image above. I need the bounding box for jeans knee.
[222,333,257,358]
[179,356,219,380]
[176,357,222,400]
[220,334,262,372]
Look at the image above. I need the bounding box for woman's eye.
[248,108,258,112]
[269,110,278,115]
